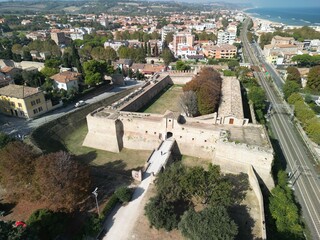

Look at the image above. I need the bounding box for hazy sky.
[229,0,320,8]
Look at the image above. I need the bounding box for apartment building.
[173,33,195,56]
[0,84,56,118]
[203,44,237,59]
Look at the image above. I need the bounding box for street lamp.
[92,187,100,216]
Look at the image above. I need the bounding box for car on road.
[75,100,86,108]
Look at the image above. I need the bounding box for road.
[0,81,141,137]
[241,18,320,239]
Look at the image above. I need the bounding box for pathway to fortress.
[102,138,175,240]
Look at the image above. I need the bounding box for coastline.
[242,11,317,29]
[243,8,320,27]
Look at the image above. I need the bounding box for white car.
[75,100,86,108]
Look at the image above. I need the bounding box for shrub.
[115,186,132,204]
[101,194,119,218]
[82,214,102,236]
[27,209,67,239]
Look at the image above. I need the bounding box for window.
[192,138,194,141]
[154,132,156,134]
[36,98,41,104]
[145,131,148,134]
[33,109,38,114]
[38,106,43,112]
[31,100,36,106]
[18,103,22,107]
[10,102,15,107]
[204,140,207,142]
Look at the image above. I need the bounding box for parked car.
[75,100,86,108]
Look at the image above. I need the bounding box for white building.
[177,47,197,58]
[50,71,81,92]
[161,26,177,42]
[217,25,237,45]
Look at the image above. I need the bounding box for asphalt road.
[241,19,320,239]
[0,81,141,138]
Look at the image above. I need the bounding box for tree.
[0,141,36,201]
[259,32,273,48]
[22,70,45,87]
[269,185,304,239]
[22,50,32,61]
[227,60,240,71]
[161,49,175,67]
[176,60,190,71]
[27,209,67,239]
[0,132,13,149]
[283,80,300,100]
[144,195,179,231]
[307,66,320,92]
[181,91,198,117]
[33,151,91,212]
[83,60,113,86]
[248,86,266,110]
[104,46,117,61]
[286,66,301,85]
[165,32,174,43]
[155,163,187,202]
[183,67,222,115]
[41,66,59,78]
[178,206,238,240]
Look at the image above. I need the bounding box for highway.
[241,18,320,240]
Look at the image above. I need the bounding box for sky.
[226,0,320,8]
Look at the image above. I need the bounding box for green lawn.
[142,85,184,114]
[181,155,212,169]
[64,124,150,170]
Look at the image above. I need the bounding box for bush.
[27,209,67,239]
[101,194,119,218]
[82,214,102,237]
[115,186,132,204]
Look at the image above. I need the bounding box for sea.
[245,7,320,26]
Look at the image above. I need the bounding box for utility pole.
[92,187,100,216]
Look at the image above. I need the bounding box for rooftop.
[0,84,40,99]
[218,77,244,119]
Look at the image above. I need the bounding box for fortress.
[83,73,274,190]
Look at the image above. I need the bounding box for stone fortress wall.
[83,74,274,190]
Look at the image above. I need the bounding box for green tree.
[269,185,304,239]
[161,48,175,67]
[178,206,238,240]
[41,66,59,78]
[307,66,320,92]
[248,86,266,110]
[83,60,113,85]
[27,209,67,239]
[283,80,300,100]
[144,195,179,231]
[176,60,190,71]
[259,32,273,48]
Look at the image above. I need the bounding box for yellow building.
[0,84,51,118]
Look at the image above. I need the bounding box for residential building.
[51,32,68,46]
[0,85,55,118]
[50,71,81,92]
[161,26,177,42]
[217,25,237,45]
[203,44,237,59]
[177,46,197,58]
[173,33,195,55]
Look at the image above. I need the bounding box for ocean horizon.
[245,7,320,26]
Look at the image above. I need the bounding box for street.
[241,18,320,239]
[0,81,141,137]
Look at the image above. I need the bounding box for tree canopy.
[183,67,222,115]
[178,206,238,240]
[83,60,114,85]
[307,65,320,93]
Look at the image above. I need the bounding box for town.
[0,0,320,239]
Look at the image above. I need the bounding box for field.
[141,85,184,114]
